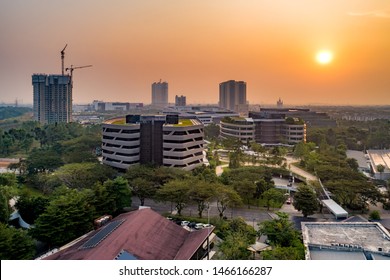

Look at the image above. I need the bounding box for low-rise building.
[220,117,255,144]
[301,221,390,260]
[367,149,390,180]
[219,113,306,145]
[42,208,215,260]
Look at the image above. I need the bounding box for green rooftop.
[111,118,126,125]
[173,119,193,126]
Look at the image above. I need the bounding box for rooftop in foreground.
[302,222,390,260]
[43,208,214,260]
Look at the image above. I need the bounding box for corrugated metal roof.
[322,199,348,218]
[44,208,213,260]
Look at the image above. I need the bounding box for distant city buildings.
[163,105,239,126]
[91,100,143,111]
[276,97,283,108]
[32,74,72,124]
[219,80,248,115]
[102,114,204,171]
[175,95,186,107]
[151,80,168,107]
[259,107,336,128]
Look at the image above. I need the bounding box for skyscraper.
[219,80,248,115]
[151,80,168,107]
[175,95,186,106]
[32,74,72,124]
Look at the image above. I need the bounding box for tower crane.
[65,64,93,78]
[65,65,92,90]
[61,44,68,75]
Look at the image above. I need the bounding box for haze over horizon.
[1,1,389,106]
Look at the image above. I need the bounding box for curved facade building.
[219,115,306,145]
[220,117,255,143]
[163,120,204,170]
[102,118,141,170]
[102,115,204,171]
[283,123,306,144]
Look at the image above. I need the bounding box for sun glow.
[316,50,333,65]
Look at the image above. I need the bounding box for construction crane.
[65,64,92,94]
[61,44,67,75]
[65,64,92,78]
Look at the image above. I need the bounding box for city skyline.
[1,1,389,106]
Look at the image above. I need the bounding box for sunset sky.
[1,0,389,106]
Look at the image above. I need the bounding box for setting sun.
[316,50,333,65]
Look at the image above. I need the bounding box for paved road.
[285,156,318,182]
[132,198,274,230]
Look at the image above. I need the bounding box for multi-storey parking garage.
[102,115,204,171]
[102,118,141,170]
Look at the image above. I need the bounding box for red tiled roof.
[44,208,213,260]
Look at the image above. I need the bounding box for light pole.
[207,203,210,260]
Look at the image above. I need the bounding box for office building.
[219,117,255,144]
[151,80,168,107]
[32,74,72,124]
[175,95,186,106]
[219,80,248,115]
[102,114,204,171]
[259,108,336,128]
[220,112,306,145]
[91,100,143,111]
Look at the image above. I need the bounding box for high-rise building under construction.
[32,74,72,124]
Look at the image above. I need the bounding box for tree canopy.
[293,185,319,217]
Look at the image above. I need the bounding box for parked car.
[181,221,190,226]
[188,222,197,228]
[195,223,205,229]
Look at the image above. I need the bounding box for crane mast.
[61,44,67,75]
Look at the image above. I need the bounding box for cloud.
[348,9,390,18]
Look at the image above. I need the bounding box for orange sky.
[0,0,389,105]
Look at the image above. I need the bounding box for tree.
[377,164,385,180]
[261,245,304,260]
[258,212,300,247]
[104,177,132,214]
[30,188,95,247]
[0,223,35,260]
[157,179,191,216]
[89,181,116,217]
[369,210,381,220]
[15,194,49,224]
[218,218,256,260]
[293,185,319,217]
[204,123,220,140]
[0,191,9,223]
[129,177,156,206]
[232,179,256,208]
[219,232,253,260]
[55,162,117,189]
[61,135,100,164]
[262,188,285,210]
[188,179,216,218]
[0,173,17,187]
[215,184,242,218]
[26,147,63,174]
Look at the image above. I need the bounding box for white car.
[181,221,190,226]
[195,223,205,229]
